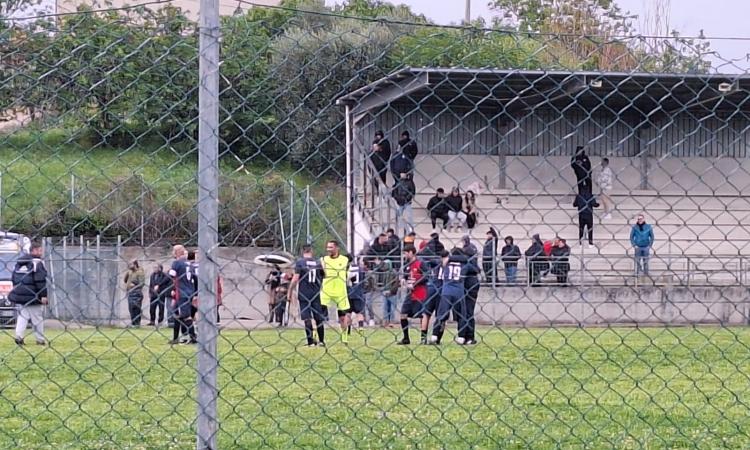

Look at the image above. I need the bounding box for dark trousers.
[434,293,465,343]
[128,296,143,326]
[482,260,495,282]
[576,176,592,195]
[273,300,287,325]
[430,212,449,228]
[149,296,165,324]
[556,274,568,285]
[461,284,479,340]
[579,215,594,244]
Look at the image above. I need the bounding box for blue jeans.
[635,247,650,275]
[505,266,518,284]
[382,292,398,324]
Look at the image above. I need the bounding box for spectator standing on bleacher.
[574,189,599,249]
[525,234,547,287]
[482,228,499,283]
[501,236,521,284]
[371,233,399,269]
[427,188,450,230]
[551,238,571,286]
[446,187,467,232]
[392,179,415,236]
[571,145,592,195]
[386,228,400,248]
[630,214,655,277]
[426,232,445,255]
[371,130,391,186]
[373,258,399,327]
[597,158,614,219]
[398,130,419,161]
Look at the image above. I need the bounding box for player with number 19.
[289,245,326,347]
[430,248,469,345]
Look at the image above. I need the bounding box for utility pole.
[465,0,471,24]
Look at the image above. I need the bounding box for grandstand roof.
[337,67,750,117]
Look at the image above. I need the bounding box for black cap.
[430,232,439,239]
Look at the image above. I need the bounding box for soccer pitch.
[0,326,749,449]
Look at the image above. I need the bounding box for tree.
[269,19,397,177]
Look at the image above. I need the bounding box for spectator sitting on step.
[446,187,467,233]
[427,188,450,230]
[525,234,547,287]
[551,237,571,286]
[404,232,416,246]
[464,190,478,230]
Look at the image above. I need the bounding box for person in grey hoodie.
[630,214,655,276]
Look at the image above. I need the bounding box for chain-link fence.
[2,0,750,447]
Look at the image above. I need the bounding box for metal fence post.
[197,0,220,445]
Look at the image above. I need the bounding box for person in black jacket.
[551,238,571,286]
[525,234,546,287]
[501,236,521,284]
[391,176,416,236]
[459,239,480,345]
[574,190,600,248]
[398,130,418,161]
[482,228,499,283]
[9,242,48,346]
[446,187,467,232]
[426,232,445,255]
[571,145,592,195]
[371,130,391,185]
[148,263,172,327]
[427,188,450,229]
[390,147,414,182]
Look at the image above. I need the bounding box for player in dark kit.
[348,257,368,337]
[430,248,473,345]
[397,245,431,345]
[169,245,196,344]
[288,245,326,347]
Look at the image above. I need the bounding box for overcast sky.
[327,0,750,72]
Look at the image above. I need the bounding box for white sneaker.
[588,244,595,250]
[604,213,612,220]
[455,337,466,345]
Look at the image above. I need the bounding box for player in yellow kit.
[320,240,353,344]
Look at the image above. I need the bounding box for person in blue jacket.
[630,214,655,276]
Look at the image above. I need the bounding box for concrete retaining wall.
[472,286,750,326]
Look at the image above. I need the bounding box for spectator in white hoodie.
[597,158,614,219]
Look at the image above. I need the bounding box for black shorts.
[401,298,428,318]
[299,293,325,322]
[175,300,192,320]
[349,296,365,314]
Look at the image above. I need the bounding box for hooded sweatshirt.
[501,236,522,268]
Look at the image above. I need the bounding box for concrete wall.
[53,246,275,324]
[59,245,749,327]
[411,154,750,195]
[473,286,750,326]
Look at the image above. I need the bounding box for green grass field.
[1,326,750,449]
